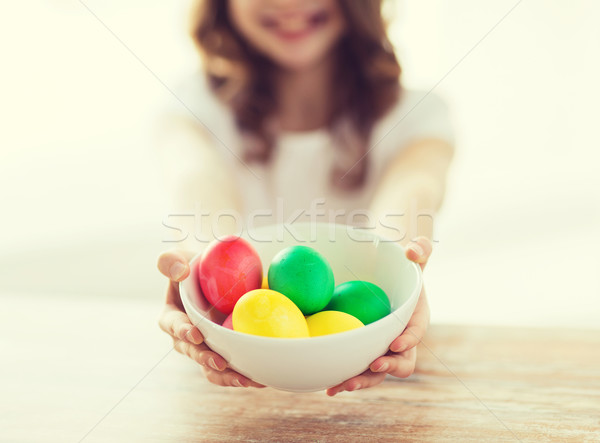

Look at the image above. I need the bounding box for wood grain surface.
[2,293,599,442]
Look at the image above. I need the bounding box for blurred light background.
[1,0,599,328]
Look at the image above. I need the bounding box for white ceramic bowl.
[180,223,422,392]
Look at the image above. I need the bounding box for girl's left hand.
[326,236,432,397]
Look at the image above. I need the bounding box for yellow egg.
[306,311,364,337]
[261,275,269,289]
[232,289,309,338]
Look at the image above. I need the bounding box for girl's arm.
[327,137,453,396]
[157,114,243,249]
[369,137,454,244]
[156,115,264,389]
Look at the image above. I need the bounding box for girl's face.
[228,0,346,71]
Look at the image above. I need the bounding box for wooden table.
[2,293,599,442]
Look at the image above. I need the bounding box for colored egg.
[232,289,309,338]
[222,313,233,330]
[198,236,263,315]
[267,246,334,315]
[261,275,269,289]
[325,281,391,325]
[306,311,364,337]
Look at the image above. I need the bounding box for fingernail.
[392,343,407,353]
[179,326,191,340]
[169,262,186,280]
[411,244,424,257]
[190,328,203,344]
[232,379,244,387]
[208,358,219,371]
[376,363,389,372]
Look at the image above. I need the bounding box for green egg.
[267,246,334,315]
[325,281,391,325]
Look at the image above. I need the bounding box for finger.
[173,339,228,371]
[326,370,387,397]
[165,277,184,309]
[159,305,204,345]
[173,339,265,388]
[369,347,417,378]
[203,367,266,388]
[405,236,433,271]
[389,290,430,353]
[157,249,195,281]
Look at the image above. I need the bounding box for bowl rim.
[179,223,423,343]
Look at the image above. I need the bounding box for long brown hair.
[191,0,401,189]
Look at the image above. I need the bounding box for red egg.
[198,236,263,314]
[222,313,234,330]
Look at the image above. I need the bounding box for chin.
[275,55,325,71]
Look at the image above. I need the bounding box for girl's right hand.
[157,249,265,388]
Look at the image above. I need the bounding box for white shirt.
[166,72,454,226]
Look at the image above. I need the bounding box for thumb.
[405,236,433,271]
[157,249,196,281]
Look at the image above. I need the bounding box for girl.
[157,0,454,396]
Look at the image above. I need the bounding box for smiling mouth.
[260,10,330,41]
